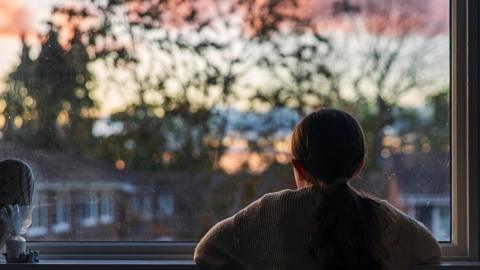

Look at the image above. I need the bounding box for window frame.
[24,0,479,262]
[440,0,479,259]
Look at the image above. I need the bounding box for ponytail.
[291,108,387,270]
[308,183,386,270]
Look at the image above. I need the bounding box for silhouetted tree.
[3,25,96,150]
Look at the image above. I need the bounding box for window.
[1,0,479,262]
[81,193,98,228]
[142,194,153,220]
[157,192,174,218]
[100,192,115,224]
[130,194,142,215]
[52,192,71,234]
[27,192,48,238]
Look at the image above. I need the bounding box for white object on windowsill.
[5,235,26,258]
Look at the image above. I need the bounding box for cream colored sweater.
[194,185,441,270]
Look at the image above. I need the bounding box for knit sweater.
[194,185,441,270]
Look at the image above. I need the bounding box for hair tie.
[329,177,349,191]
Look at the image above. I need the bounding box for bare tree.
[329,0,449,170]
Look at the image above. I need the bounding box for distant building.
[0,145,177,241]
[0,136,451,242]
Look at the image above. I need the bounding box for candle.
[6,236,26,259]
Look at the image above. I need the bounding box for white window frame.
[440,0,479,259]
[25,0,480,264]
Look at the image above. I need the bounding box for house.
[384,151,450,241]
[0,144,177,241]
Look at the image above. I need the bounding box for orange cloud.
[0,1,35,38]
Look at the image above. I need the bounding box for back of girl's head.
[291,108,386,270]
[291,108,365,183]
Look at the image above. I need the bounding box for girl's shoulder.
[373,199,421,227]
[373,199,441,264]
[234,188,300,219]
[237,186,321,216]
[233,187,322,233]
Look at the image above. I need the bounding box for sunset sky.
[0,0,450,115]
[0,0,61,77]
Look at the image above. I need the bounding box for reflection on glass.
[0,0,450,241]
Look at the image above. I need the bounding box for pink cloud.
[305,0,449,36]
[0,1,36,39]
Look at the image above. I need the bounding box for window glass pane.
[0,0,450,241]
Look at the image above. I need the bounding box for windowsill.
[99,216,114,224]
[81,218,98,228]
[414,262,480,269]
[0,260,479,270]
[0,259,200,269]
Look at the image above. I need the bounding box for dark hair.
[291,108,386,270]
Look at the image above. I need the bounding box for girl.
[195,108,441,270]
